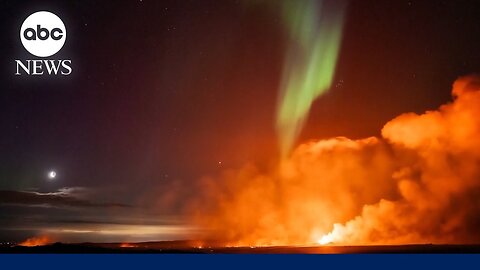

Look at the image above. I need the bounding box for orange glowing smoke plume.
[186,76,480,246]
[18,235,54,247]
[120,243,138,248]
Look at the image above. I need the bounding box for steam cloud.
[186,76,480,246]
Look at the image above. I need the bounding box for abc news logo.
[15,11,72,76]
[23,25,64,41]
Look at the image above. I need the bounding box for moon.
[48,170,57,180]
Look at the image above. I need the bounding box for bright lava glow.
[318,234,333,245]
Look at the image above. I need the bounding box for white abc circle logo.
[20,11,66,57]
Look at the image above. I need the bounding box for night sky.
[1,0,480,243]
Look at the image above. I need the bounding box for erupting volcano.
[2,0,480,254]
[18,236,54,247]
[187,75,480,247]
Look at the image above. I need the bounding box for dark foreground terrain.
[1,241,480,253]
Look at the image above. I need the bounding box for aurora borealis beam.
[276,0,346,157]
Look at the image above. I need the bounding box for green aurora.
[276,0,346,157]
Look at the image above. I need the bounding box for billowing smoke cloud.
[186,76,480,246]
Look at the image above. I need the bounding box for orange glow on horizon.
[120,243,137,248]
[18,235,54,247]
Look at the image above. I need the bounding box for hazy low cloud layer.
[0,188,131,208]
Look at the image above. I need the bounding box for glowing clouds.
[276,0,346,157]
[18,235,54,247]
[318,75,480,245]
[186,76,480,246]
[189,136,396,246]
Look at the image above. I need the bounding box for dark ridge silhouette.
[2,242,480,254]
